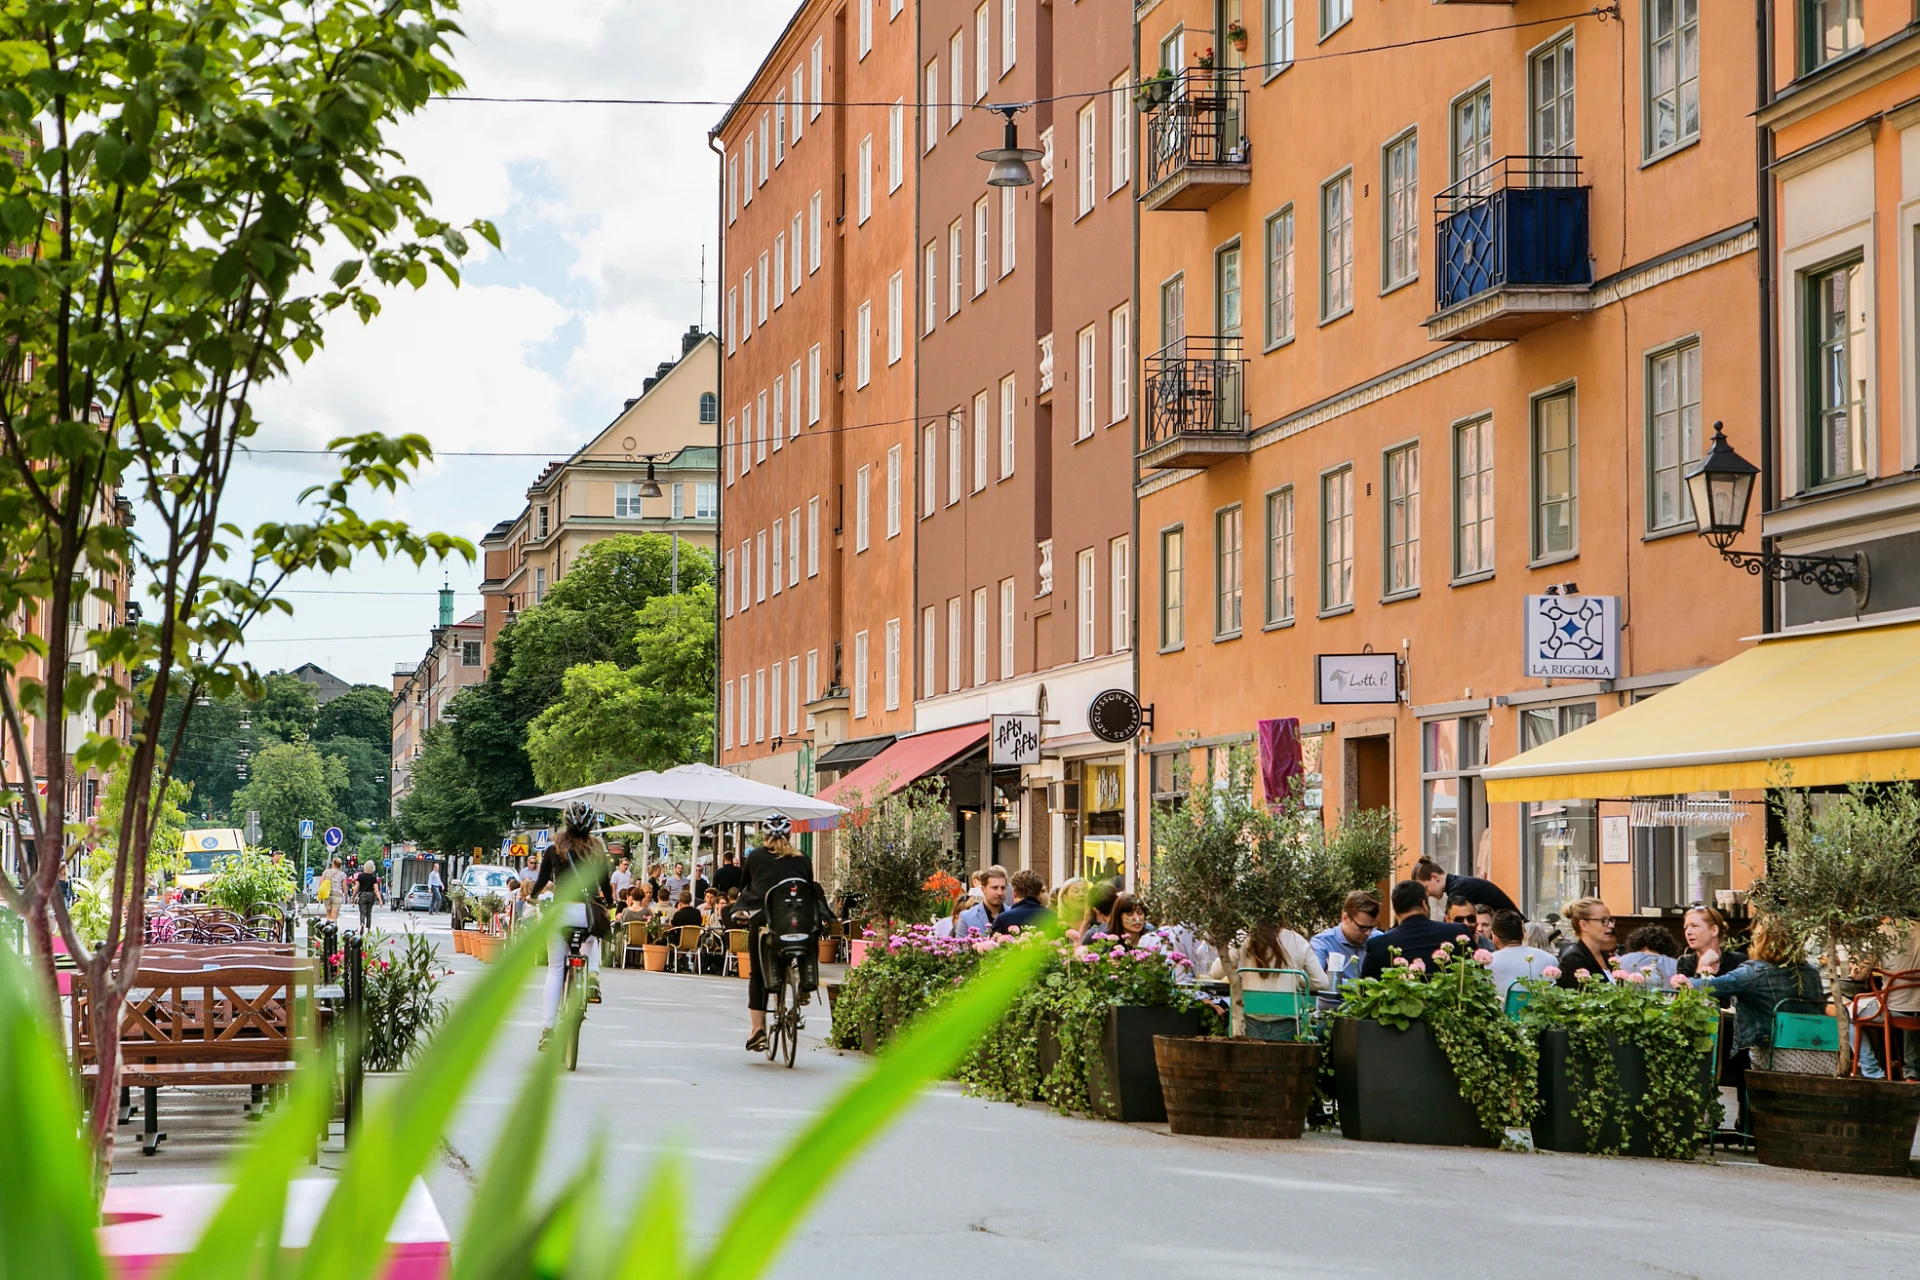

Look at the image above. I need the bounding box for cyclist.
[530,799,614,1052]
[737,814,828,1052]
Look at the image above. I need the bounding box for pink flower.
[1435,940,1453,953]
[1073,946,1093,963]
[1473,949,1493,964]
[1575,968,1591,980]
[1541,966,1562,980]
[1408,958,1426,972]
[1392,956,1409,968]
[1670,973,1690,989]
[1622,970,1646,985]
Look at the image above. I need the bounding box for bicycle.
[758,878,821,1069]
[558,922,590,1071]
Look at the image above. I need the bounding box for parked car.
[400,883,437,913]
[451,863,520,928]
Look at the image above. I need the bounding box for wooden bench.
[73,963,317,1155]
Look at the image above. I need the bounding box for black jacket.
[712,863,744,895]
[991,897,1056,935]
[1443,873,1518,917]
[1359,916,1475,979]
[740,847,829,922]
[1555,941,1612,988]
[531,847,614,940]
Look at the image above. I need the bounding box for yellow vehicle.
[175,827,246,897]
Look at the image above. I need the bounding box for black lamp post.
[1685,422,1869,608]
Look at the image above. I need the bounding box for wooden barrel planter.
[1748,1070,1920,1177]
[1154,1036,1321,1139]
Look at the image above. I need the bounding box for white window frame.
[855,463,871,551]
[1000,577,1016,677]
[792,68,805,142]
[974,195,990,295]
[923,422,938,515]
[807,496,820,575]
[1266,0,1295,72]
[1645,0,1700,160]
[810,40,823,119]
[998,376,1016,478]
[1077,547,1097,659]
[973,587,989,685]
[1077,102,1097,216]
[1384,441,1421,596]
[947,597,962,692]
[741,268,753,340]
[1266,486,1296,624]
[853,631,869,719]
[858,136,873,223]
[856,300,872,388]
[771,374,784,451]
[1110,72,1131,190]
[975,3,990,100]
[1001,0,1016,75]
[886,444,902,537]
[972,392,988,493]
[1110,303,1131,422]
[859,0,872,57]
[788,509,801,586]
[727,154,738,224]
[947,411,963,506]
[1321,169,1354,320]
[889,100,904,191]
[756,529,768,602]
[923,604,938,697]
[1382,128,1419,291]
[887,270,903,364]
[725,549,736,616]
[924,240,938,334]
[809,192,822,272]
[949,218,965,314]
[884,618,901,710]
[758,114,769,183]
[1076,324,1097,440]
[723,677,734,749]
[1322,466,1354,611]
[926,60,940,153]
[807,344,821,423]
[736,541,749,611]
[790,213,803,291]
[725,418,736,486]
[757,252,770,323]
[1646,338,1704,533]
[950,32,966,126]
[789,360,802,440]
[1320,0,1351,40]
[771,516,784,594]
[773,233,785,307]
[726,288,737,354]
[774,93,786,165]
[1111,535,1131,652]
[1266,205,1295,347]
[743,136,754,205]
[756,391,768,462]
[1000,184,1016,276]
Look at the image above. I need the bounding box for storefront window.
[1630,792,1735,912]
[1521,702,1598,921]
[1422,714,1489,876]
[1300,733,1325,817]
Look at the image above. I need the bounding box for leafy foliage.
[356,930,450,1072]
[395,719,495,859]
[230,740,342,855]
[1757,780,1920,966]
[316,684,396,751]
[832,780,962,928]
[202,850,298,913]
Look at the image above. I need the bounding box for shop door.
[1345,735,1391,812]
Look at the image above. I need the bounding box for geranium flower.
[1073,946,1093,963]
[1541,966,1561,980]
[1670,973,1690,989]
[1473,949,1493,964]
[1408,958,1425,972]
[1392,956,1409,967]
[1622,970,1646,985]
[1575,968,1591,980]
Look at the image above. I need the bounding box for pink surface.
[100,1178,449,1280]
[848,939,869,967]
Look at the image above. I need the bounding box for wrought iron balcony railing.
[1433,154,1590,314]
[1140,336,1248,469]
[1142,69,1250,211]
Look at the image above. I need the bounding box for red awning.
[811,721,990,815]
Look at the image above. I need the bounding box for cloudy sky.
[221,0,793,687]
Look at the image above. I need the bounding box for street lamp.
[977,105,1044,188]
[638,458,662,499]
[1685,422,1869,608]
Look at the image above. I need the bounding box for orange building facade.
[1133,1,1770,919]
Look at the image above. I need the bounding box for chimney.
[682,324,703,357]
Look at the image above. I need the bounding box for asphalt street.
[113,907,1920,1278]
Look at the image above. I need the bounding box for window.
[1533,387,1578,558]
[1385,443,1420,595]
[1214,506,1243,636]
[769,664,780,740]
[1452,83,1493,195]
[727,154,738,224]
[699,391,717,424]
[1803,0,1863,73]
[772,375,785,450]
[535,505,549,539]
[774,93,786,165]
[1321,0,1351,36]
[741,402,753,472]
[973,587,989,685]
[725,550,735,614]
[1531,33,1575,175]
[949,218,964,314]
[807,496,819,575]
[1266,0,1294,69]
[853,631,869,719]
[758,114,769,183]
[723,678,734,749]
[974,3,990,100]
[613,482,641,519]
[1000,184,1016,275]
[742,267,753,340]
[886,445,902,536]
[1110,72,1131,189]
[923,423,938,515]
[806,650,818,727]
[1423,715,1491,877]
[1000,578,1017,676]
[788,658,801,735]
[1076,325,1097,440]
[884,619,900,710]
[855,300,872,387]
[672,484,685,518]
[462,640,481,667]
[696,483,717,519]
[792,68,805,141]
[924,241,938,333]
[807,344,821,422]
[737,540,749,610]
[1264,488,1296,625]
[1521,703,1599,919]
[947,411,963,504]
[808,192,821,271]
[1078,547,1097,659]
[1001,0,1016,74]
[756,391,768,461]
[725,418,736,486]
[999,375,1016,476]
[1077,102,1097,216]
[1383,131,1418,289]
[756,529,768,601]
[855,464,871,551]
[887,271,903,365]
[743,136,753,204]
[726,288,737,353]
[1321,467,1354,610]
[858,136,872,223]
[1807,259,1867,486]
[888,100,904,192]
[1159,527,1184,649]
[788,510,800,585]
[1648,340,1703,531]
[789,361,802,439]
[1320,171,1353,319]
[947,596,962,691]
[926,60,940,152]
[1111,535,1131,652]
[810,39,823,119]
[1217,240,1243,339]
[773,234,785,306]
[1647,0,1700,157]
[1453,416,1495,578]
[1265,206,1295,345]
[972,392,987,492]
[771,517,784,594]
[923,604,938,696]
[1110,305,1130,421]
[973,195,989,295]
[858,0,872,57]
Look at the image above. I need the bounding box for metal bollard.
[342,930,365,1138]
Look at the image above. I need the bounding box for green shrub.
[202,851,298,914]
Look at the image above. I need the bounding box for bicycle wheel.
[765,964,785,1063]
[781,965,802,1067]
[563,963,582,1072]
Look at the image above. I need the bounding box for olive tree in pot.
[1144,749,1397,1139]
[1745,779,1920,1176]
[833,778,962,950]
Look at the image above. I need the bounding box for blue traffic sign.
[323,826,344,850]
[298,819,315,840]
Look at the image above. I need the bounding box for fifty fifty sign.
[1316,653,1399,704]
[991,714,1042,766]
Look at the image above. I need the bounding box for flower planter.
[1137,78,1172,109]
[1532,1029,1715,1157]
[848,939,870,967]
[1330,1018,1500,1148]
[641,944,671,972]
[1747,1069,1920,1177]
[1087,1005,1204,1123]
[451,930,469,955]
[471,934,504,964]
[736,948,751,979]
[818,937,839,965]
[1154,1035,1321,1140]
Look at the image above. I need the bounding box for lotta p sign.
[1524,595,1622,680]
[1316,653,1398,704]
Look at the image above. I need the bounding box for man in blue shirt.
[1309,890,1381,1009]
[992,868,1056,935]
[956,865,1008,935]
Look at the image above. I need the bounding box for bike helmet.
[763,813,792,840]
[562,799,597,834]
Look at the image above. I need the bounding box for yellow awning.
[1483,617,1920,802]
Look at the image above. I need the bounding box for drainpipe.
[1757,0,1778,634]
[708,129,726,763]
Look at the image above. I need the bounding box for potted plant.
[1133,67,1175,109]
[1745,779,1920,1176]
[1225,20,1248,53]
[1195,46,1215,71]
[1143,751,1396,1139]
[642,918,673,972]
[833,778,961,953]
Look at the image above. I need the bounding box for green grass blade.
[158,1050,332,1280]
[610,1146,686,1280]
[0,945,103,1280]
[530,1137,602,1280]
[292,905,562,1280]
[691,938,1051,1280]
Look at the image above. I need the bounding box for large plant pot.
[848,939,870,967]
[1532,1029,1714,1157]
[451,930,469,955]
[642,944,670,972]
[1331,1018,1499,1148]
[1747,1069,1920,1177]
[472,934,503,964]
[1088,1005,1203,1123]
[818,937,839,965]
[1154,1035,1321,1139]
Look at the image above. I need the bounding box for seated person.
[1615,925,1682,986]
[1444,894,1494,952]
[1488,909,1559,996]
[1359,880,1475,979]
[992,868,1057,935]
[615,888,651,925]
[1224,919,1330,1041]
[670,890,704,930]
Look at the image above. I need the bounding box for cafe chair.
[1237,968,1313,1041]
[725,928,749,978]
[1762,997,1840,1075]
[1849,969,1920,1080]
[670,926,703,974]
[621,920,647,970]
[1503,987,1533,1021]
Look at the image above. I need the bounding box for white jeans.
[542,905,602,1030]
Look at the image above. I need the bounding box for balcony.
[1141,70,1251,212]
[1139,336,1248,471]
[1426,155,1591,343]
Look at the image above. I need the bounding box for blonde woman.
[1554,897,1618,988]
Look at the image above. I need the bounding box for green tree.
[396,721,493,857]
[525,583,716,789]
[255,672,319,743]
[230,741,342,860]
[317,734,389,826]
[315,683,393,749]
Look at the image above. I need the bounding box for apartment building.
[1134,1,1766,919]
[714,0,921,802]
[477,328,721,671]
[388,587,485,816]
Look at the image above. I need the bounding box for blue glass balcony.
[1428,156,1591,342]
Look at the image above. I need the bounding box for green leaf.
[611,1150,686,1280]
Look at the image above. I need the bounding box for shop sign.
[1315,653,1399,704]
[1088,689,1144,742]
[1524,595,1622,679]
[1087,763,1126,812]
[1600,815,1631,864]
[991,713,1042,766]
